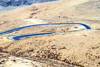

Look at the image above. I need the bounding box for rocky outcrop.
[0,0,58,7]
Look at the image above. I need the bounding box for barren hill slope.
[0,0,100,23]
[0,0,100,67]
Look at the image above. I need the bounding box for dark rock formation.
[0,0,58,7]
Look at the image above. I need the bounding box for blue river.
[0,23,92,40]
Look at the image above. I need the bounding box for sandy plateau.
[0,0,100,67]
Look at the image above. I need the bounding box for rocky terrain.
[0,0,58,7]
[0,0,100,67]
[0,0,58,11]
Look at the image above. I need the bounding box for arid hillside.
[0,0,100,22]
[0,0,100,67]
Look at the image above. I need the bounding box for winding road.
[0,23,92,40]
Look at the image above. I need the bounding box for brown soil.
[0,0,100,67]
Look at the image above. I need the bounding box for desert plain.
[0,0,100,67]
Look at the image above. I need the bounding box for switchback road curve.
[0,23,93,40]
